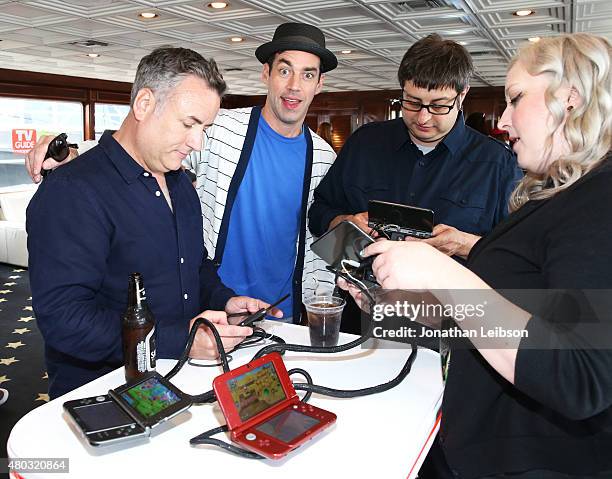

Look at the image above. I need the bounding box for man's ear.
[132,88,156,121]
[458,86,470,109]
[261,63,270,86]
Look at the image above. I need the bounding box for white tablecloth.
[8,321,443,478]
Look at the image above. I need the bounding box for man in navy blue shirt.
[27,48,277,398]
[309,34,522,260]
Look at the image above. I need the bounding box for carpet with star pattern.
[0,263,48,460]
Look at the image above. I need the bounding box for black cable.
[183,326,286,373]
[187,355,233,368]
[190,372,314,458]
[190,390,217,405]
[165,316,230,382]
[293,344,417,398]
[184,272,419,457]
[247,271,418,400]
[228,325,286,353]
[331,266,377,305]
[250,306,376,361]
[187,325,287,405]
[189,425,265,459]
[188,275,419,459]
[288,368,314,403]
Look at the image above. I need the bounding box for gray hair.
[130,47,227,107]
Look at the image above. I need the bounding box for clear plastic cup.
[304,295,346,347]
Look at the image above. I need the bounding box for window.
[0,97,84,187]
[95,103,130,139]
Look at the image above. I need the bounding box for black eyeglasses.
[395,94,460,115]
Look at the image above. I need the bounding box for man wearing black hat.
[186,23,338,323]
[26,23,337,325]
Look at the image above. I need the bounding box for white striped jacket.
[185,107,337,320]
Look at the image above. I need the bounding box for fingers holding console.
[188,311,253,359]
[360,239,453,291]
[337,276,370,312]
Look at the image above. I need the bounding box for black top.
[441,155,612,478]
[308,114,522,237]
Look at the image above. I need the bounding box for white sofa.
[0,184,37,267]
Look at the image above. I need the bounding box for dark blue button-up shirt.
[309,114,523,237]
[27,131,235,398]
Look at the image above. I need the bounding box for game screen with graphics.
[120,376,181,418]
[228,363,286,422]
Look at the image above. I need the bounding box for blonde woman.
[344,33,612,477]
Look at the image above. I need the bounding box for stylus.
[227,294,290,326]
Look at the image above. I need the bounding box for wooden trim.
[94,91,131,104]
[0,70,131,104]
[84,90,94,140]
[0,67,505,144]
[0,69,132,140]
[0,82,88,102]
[0,68,132,92]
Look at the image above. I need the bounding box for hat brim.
[255,40,338,73]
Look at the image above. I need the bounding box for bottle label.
[136,327,156,373]
[146,327,156,369]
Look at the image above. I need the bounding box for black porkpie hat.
[255,23,338,73]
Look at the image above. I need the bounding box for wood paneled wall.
[224,87,505,150]
[462,86,507,131]
[0,68,505,147]
[222,90,399,151]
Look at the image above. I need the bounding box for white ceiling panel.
[0,0,608,93]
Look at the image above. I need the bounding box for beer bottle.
[122,272,156,382]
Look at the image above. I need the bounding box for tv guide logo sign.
[12,129,37,153]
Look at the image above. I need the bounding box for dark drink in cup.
[304,296,346,347]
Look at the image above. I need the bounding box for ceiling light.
[86,53,100,58]
[230,37,243,42]
[207,2,228,8]
[513,9,535,17]
[341,50,352,54]
[528,36,541,43]
[458,41,468,45]
[139,12,158,19]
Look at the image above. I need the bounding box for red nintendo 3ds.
[213,352,336,459]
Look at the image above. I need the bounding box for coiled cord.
[189,368,315,458]
[170,277,418,458]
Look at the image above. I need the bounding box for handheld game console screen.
[120,376,181,418]
[255,409,321,443]
[74,400,135,431]
[228,362,287,422]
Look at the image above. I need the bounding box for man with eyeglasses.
[309,34,522,262]
[309,34,522,479]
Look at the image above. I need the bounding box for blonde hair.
[508,33,612,211]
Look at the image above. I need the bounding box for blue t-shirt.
[217,114,306,319]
